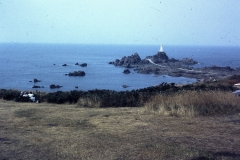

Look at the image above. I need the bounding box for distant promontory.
[109,49,240,82]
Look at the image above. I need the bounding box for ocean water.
[0,43,239,92]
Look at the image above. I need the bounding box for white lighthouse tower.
[159,44,164,52]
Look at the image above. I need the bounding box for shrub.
[68,90,85,104]
[0,89,20,100]
[45,91,69,104]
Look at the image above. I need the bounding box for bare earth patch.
[0,99,240,160]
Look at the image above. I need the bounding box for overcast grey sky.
[0,0,240,46]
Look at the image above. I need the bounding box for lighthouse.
[159,44,164,52]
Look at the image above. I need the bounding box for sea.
[0,43,240,92]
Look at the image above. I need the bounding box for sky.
[0,0,240,46]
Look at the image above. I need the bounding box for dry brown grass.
[144,90,240,117]
[77,97,101,108]
[0,99,240,159]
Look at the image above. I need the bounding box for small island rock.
[123,69,131,74]
[80,63,87,67]
[50,84,62,89]
[34,78,41,83]
[68,71,86,76]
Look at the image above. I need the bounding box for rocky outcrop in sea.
[109,51,240,82]
[50,84,62,89]
[109,53,141,68]
[67,71,86,76]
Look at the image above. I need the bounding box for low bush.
[44,91,70,104]
[0,89,20,100]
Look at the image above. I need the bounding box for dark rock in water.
[123,69,131,74]
[168,58,179,63]
[68,71,86,76]
[75,86,78,89]
[146,51,169,63]
[62,64,68,66]
[112,53,141,67]
[75,62,87,67]
[180,58,198,65]
[126,63,131,68]
[50,84,62,89]
[34,78,41,83]
[122,85,129,88]
[32,85,44,88]
[114,59,120,64]
[80,63,87,67]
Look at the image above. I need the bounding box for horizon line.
[0,42,239,47]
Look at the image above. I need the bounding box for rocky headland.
[109,51,240,82]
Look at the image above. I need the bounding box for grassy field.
[0,96,240,160]
[145,90,240,117]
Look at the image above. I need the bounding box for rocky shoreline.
[109,51,240,82]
